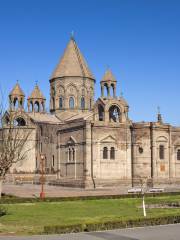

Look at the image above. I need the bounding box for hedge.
[44,215,180,234]
[1,191,180,204]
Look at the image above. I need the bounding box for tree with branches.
[0,91,33,197]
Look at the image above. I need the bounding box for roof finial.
[35,80,38,86]
[157,106,163,124]
[16,80,19,83]
[120,91,123,97]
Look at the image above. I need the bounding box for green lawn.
[0,195,180,235]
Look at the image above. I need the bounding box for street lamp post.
[40,154,45,199]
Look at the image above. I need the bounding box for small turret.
[28,83,46,113]
[100,69,117,98]
[9,81,25,111]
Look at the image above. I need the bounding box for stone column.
[101,85,104,97]
[113,86,116,98]
[84,121,94,188]
[107,86,110,98]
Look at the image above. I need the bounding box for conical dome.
[101,69,116,83]
[28,84,45,100]
[50,38,94,80]
[10,83,25,96]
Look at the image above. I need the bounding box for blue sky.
[0,0,180,125]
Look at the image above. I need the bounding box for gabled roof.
[101,69,116,83]
[9,83,25,96]
[50,38,94,80]
[28,85,45,100]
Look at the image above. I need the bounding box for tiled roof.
[51,38,94,80]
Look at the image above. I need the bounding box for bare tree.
[0,91,33,197]
[137,176,151,217]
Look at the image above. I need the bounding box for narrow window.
[98,105,104,121]
[72,148,75,162]
[110,147,115,159]
[103,147,108,159]
[81,97,85,109]
[40,126,43,136]
[68,148,72,161]
[59,97,63,109]
[159,145,164,159]
[40,142,42,153]
[34,101,40,112]
[69,97,74,109]
[52,155,55,167]
[90,98,92,110]
[36,157,38,169]
[177,150,180,160]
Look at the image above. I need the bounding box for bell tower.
[100,69,117,98]
[9,82,25,111]
[28,83,46,113]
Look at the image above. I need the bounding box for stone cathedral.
[4,37,180,188]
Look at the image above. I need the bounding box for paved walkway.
[2,183,127,198]
[0,224,180,239]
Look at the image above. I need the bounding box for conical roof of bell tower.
[28,84,45,100]
[101,69,117,83]
[50,37,94,80]
[9,82,25,97]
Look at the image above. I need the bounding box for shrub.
[44,215,180,234]
[0,206,7,217]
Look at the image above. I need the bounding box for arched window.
[20,98,23,108]
[159,145,165,159]
[14,117,26,126]
[110,84,114,97]
[177,150,180,160]
[13,98,18,110]
[80,97,85,109]
[110,147,115,159]
[98,105,104,121]
[29,101,33,112]
[59,97,63,109]
[109,105,121,122]
[69,97,75,109]
[104,83,108,97]
[103,147,108,159]
[34,101,40,112]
